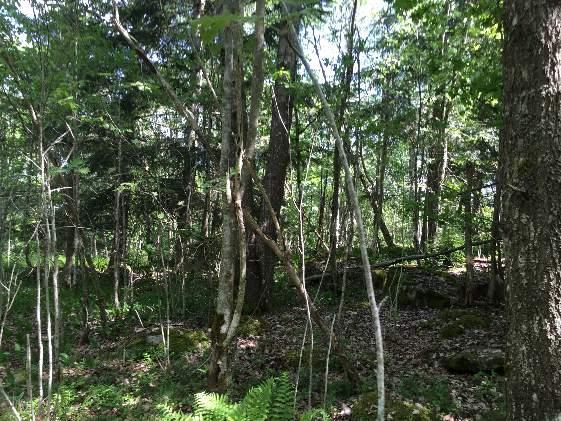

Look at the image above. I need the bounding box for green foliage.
[82,384,125,414]
[191,14,254,43]
[237,317,267,337]
[92,255,109,272]
[194,392,237,420]
[353,392,434,421]
[398,372,457,415]
[193,373,295,421]
[300,408,329,421]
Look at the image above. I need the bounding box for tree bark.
[208,1,239,388]
[463,162,474,305]
[423,98,448,246]
[328,0,358,290]
[488,180,502,302]
[285,5,385,417]
[249,3,299,311]
[209,0,265,389]
[503,1,561,418]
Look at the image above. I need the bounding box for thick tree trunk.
[410,76,423,252]
[503,1,561,418]
[250,5,299,311]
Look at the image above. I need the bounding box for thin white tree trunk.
[282,4,385,418]
[35,231,43,415]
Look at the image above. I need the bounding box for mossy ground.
[0,266,505,420]
[353,392,435,421]
[439,309,491,338]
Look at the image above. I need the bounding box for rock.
[440,323,465,339]
[439,309,491,339]
[443,349,504,374]
[353,392,433,420]
[397,287,451,309]
[146,334,164,346]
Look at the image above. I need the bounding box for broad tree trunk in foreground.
[503,1,561,419]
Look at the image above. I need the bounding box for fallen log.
[305,239,494,283]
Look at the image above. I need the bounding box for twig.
[0,384,22,421]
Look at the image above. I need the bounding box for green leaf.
[393,0,416,13]
[191,13,251,43]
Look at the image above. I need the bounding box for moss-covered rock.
[439,308,490,326]
[352,393,435,420]
[438,309,491,339]
[396,288,451,309]
[442,349,504,374]
[237,317,267,337]
[128,328,210,359]
[372,269,387,289]
[168,329,209,354]
[440,323,465,339]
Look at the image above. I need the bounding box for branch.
[243,208,361,387]
[282,2,385,418]
[111,1,217,162]
[305,239,495,283]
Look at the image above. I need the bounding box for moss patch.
[442,351,479,373]
[438,309,490,338]
[237,316,267,337]
[283,346,342,372]
[440,323,465,339]
[353,393,435,421]
[168,329,209,355]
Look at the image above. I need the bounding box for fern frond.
[299,408,329,421]
[238,377,275,421]
[194,391,236,421]
[270,372,294,421]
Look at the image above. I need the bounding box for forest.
[0,0,560,419]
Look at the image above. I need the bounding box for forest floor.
[0,262,506,420]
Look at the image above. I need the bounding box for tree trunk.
[373,129,389,254]
[250,3,299,312]
[328,0,358,290]
[208,2,239,388]
[424,98,448,246]
[209,0,265,389]
[463,162,474,305]
[410,75,422,252]
[488,180,502,302]
[503,1,561,418]
[316,166,327,253]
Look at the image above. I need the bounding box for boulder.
[443,349,504,374]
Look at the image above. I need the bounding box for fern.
[270,372,294,421]
[237,377,275,420]
[194,391,237,420]
[191,373,304,421]
[300,408,330,421]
